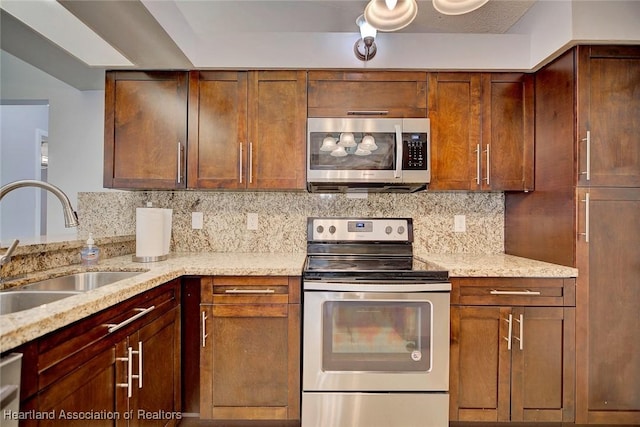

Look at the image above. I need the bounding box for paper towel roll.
[135,207,172,262]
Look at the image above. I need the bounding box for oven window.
[308,132,396,170]
[322,300,431,372]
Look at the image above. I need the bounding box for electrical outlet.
[247,213,259,230]
[192,212,204,230]
[454,215,466,233]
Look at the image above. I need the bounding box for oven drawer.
[451,277,576,307]
[201,276,299,304]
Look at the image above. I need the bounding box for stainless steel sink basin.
[19,271,144,292]
[0,291,82,315]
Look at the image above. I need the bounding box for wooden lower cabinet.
[17,280,181,427]
[199,276,300,421]
[449,278,576,423]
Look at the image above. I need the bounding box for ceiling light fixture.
[354,15,377,62]
[432,0,490,15]
[364,0,418,32]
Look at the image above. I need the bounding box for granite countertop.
[415,253,579,278]
[0,251,577,353]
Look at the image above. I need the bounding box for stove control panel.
[309,218,412,242]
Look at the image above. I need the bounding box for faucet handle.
[1,239,20,266]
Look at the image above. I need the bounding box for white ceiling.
[1,0,535,88]
[2,0,640,89]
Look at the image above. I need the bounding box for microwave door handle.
[394,125,402,178]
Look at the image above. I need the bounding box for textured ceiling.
[1,0,536,89]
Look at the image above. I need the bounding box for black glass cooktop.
[303,255,449,282]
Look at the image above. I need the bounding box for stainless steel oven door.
[303,289,450,392]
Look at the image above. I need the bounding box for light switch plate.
[192,212,204,230]
[247,213,259,230]
[454,215,466,233]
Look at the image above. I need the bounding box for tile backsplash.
[78,191,504,254]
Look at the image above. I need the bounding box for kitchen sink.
[18,271,144,292]
[0,271,144,315]
[0,291,82,315]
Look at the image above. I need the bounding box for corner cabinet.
[505,45,640,425]
[18,280,181,427]
[449,277,576,423]
[428,72,534,191]
[187,71,307,190]
[199,276,301,421]
[104,71,188,190]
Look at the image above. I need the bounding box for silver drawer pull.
[490,290,541,296]
[224,288,275,294]
[106,306,156,333]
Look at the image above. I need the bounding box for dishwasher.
[1,353,22,427]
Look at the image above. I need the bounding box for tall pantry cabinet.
[505,45,640,425]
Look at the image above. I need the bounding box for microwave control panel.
[402,132,428,170]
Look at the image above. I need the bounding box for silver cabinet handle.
[177,142,184,184]
[394,125,402,179]
[132,341,142,389]
[201,311,208,348]
[249,142,253,184]
[484,144,490,185]
[503,314,513,351]
[106,306,156,333]
[116,347,133,398]
[490,289,542,296]
[580,192,590,243]
[514,314,524,351]
[475,144,481,185]
[177,142,180,184]
[224,288,275,294]
[580,131,591,181]
[239,142,243,183]
[347,110,389,116]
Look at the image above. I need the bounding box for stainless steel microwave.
[307,117,430,193]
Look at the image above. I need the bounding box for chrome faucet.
[0,180,79,268]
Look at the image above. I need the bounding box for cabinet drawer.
[451,277,575,307]
[37,280,180,389]
[202,276,295,304]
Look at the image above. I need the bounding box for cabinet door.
[510,307,575,422]
[129,307,181,427]
[200,303,291,420]
[38,347,117,427]
[577,46,640,187]
[308,71,427,118]
[428,73,482,190]
[481,73,534,191]
[104,71,188,189]
[188,71,247,189]
[576,187,640,424]
[450,306,512,422]
[247,71,306,190]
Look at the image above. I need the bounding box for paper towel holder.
[132,254,168,263]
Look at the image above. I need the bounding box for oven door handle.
[303,282,451,293]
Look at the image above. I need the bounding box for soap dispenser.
[81,233,100,266]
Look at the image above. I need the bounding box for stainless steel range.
[301,217,451,427]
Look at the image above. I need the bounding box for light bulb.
[385,0,398,10]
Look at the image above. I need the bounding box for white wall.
[0,51,107,237]
[0,104,48,241]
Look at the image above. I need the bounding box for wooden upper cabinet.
[188,70,306,190]
[481,73,534,191]
[428,72,534,191]
[576,45,640,188]
[427,73,481,190]
[104,71,188,189]
[308,71,427,118]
